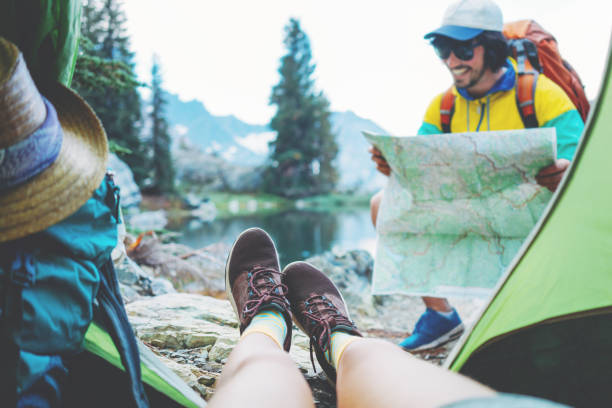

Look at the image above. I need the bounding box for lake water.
[173,208,488,326]
[175,208,377,266]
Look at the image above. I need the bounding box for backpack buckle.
[9,252,35,288]
[105,171,122,223]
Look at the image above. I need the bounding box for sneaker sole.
[402,323,465,352]
[224,228,281,321]
[283,261,352,385]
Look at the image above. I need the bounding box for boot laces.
[302,294,354,372]
[242,265,288,319]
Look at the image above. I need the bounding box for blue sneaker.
[399,308,464,351]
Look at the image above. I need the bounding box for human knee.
[339,338,395,372]
[234,349,295,374]
[217,348,295,393]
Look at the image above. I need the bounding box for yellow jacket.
[418,59,584,160]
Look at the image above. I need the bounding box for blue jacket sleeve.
[417,122,440,135]
[542,109,584,161]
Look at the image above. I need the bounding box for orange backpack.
[440,20,590,133]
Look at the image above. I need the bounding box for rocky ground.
[115,232,483,407]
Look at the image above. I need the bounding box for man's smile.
[451,66,470,76]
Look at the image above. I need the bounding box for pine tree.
[73,0,148,186]
[265,18,338,198]
[149,55,175,194]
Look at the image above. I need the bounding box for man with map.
[369,0,584,352]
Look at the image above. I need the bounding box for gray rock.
[197,374,217,387]
[108,153,142,208]
[126,210,168,231]
[119,283,141,303]
[116,258,141,286]
[126,238,222,294]
[307,252,379,326]
[208,337,237,363]
[155,355,208,398]
[114,252,154,297]
[150,277,177,296]
[126,292,322,377]
[127,294,238,350]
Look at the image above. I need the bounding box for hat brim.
[0,82,108,242]
[424,25,483,41]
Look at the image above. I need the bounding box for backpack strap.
[96,258,150,408]
[92,172,150,407]
[1,245,36,407]
[440,88,456,133]
[439,39,542,132]
[516,73,539,128]
[0,332,18,408]
[510,39,540,128]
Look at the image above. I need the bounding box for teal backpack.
[0,173,149,407]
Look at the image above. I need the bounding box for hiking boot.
[225,227,292,351]
[399,308,464,352]
[282,261,361,383]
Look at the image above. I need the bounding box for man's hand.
[369,146,391,176]
[536,158,570,192]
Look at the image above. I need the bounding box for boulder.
[108,153,142,208]
[126,293,321,401]
[127,235,226,295]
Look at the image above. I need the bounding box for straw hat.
[0,37,108,243]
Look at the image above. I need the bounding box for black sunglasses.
[431,37,481,61]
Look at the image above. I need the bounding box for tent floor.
[62,350,186,407]
[460,312,612,407]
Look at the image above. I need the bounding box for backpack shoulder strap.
[1,244,36,407]
[96,258,150,408]
[440,88,456,133]
[94,172,150,407]
[515,68,539,129]
[438,59,540,131]
[511,39,540,128]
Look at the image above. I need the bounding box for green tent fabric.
[84,323,205,407]
[446,39,612,407]
[0,0,82,86]
[63,322,206,407]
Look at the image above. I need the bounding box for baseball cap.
[424,0,503,41]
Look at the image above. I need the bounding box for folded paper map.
[364,129,556,297]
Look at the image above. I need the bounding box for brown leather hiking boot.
[225,228,292,351]
[282,261,361,383]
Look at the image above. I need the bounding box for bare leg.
[209,333,314,408]
[370,190,384,227]
[336,338,494,408]
[422,296,453,312]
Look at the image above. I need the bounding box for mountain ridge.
[165,92,388,191]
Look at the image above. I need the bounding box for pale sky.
[124,0,611,136]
